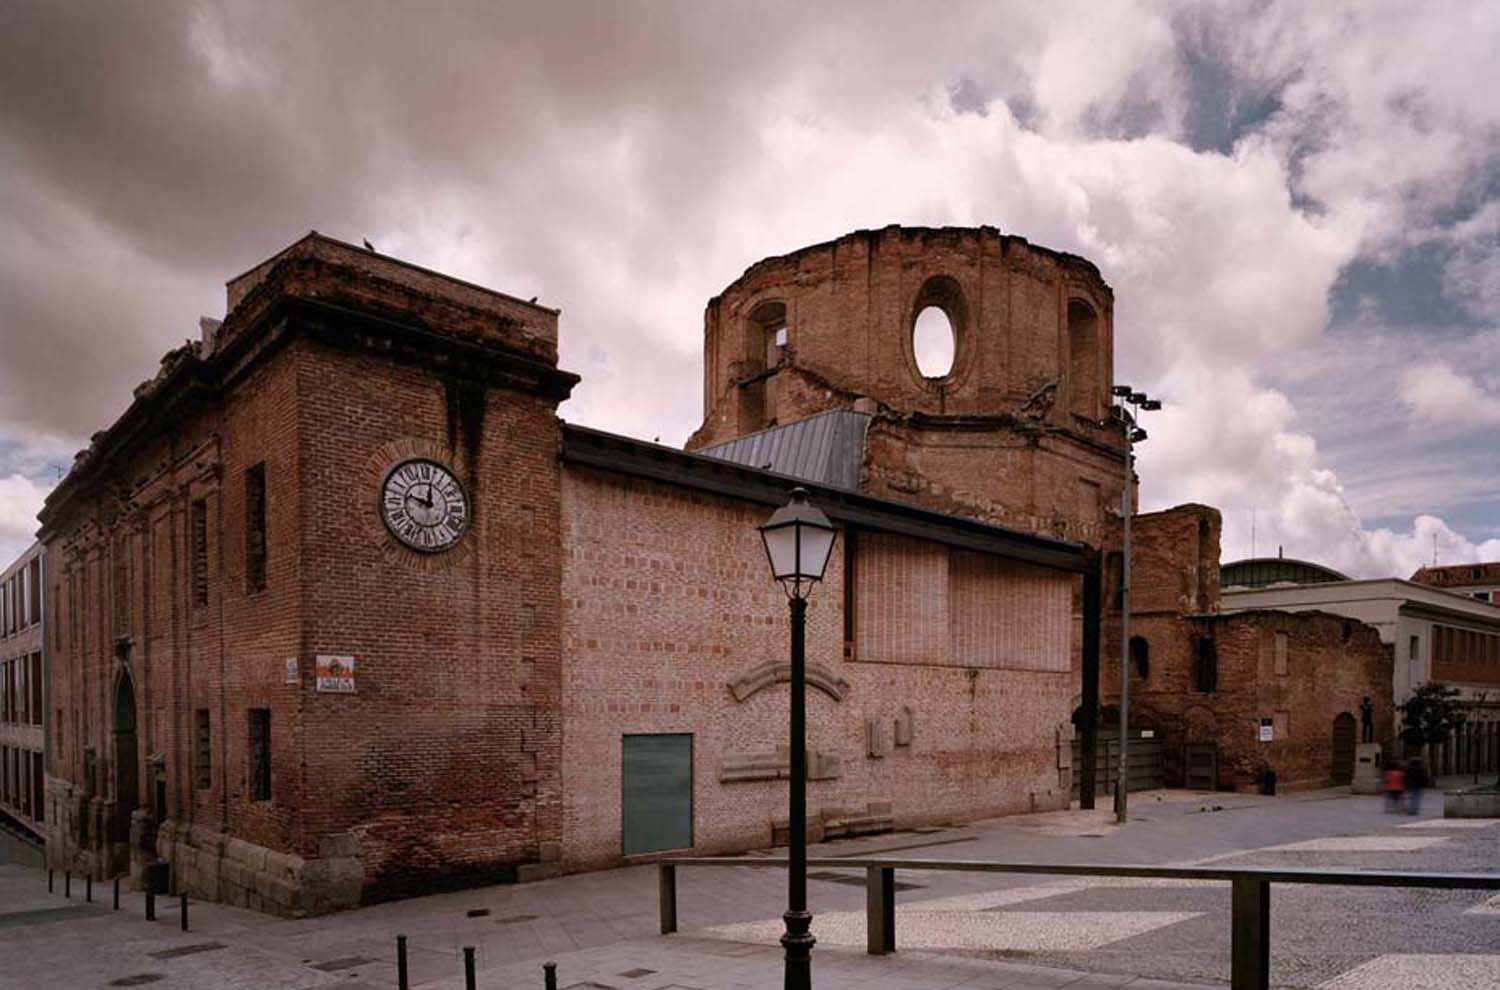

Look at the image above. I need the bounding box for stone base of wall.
[156,822,363,918]
[1443,788,1500,818]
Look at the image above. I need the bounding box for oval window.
[912,306,955,379]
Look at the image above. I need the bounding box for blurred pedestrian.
[1406,757,1428,816]
[1383,760,1406,813]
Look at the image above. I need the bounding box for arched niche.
[1067,298,1101,420]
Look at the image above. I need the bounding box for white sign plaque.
[1258,718,1273,742]
[284,657,299,684]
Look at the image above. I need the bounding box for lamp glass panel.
[761,523,801,580]
[800,526,837,580]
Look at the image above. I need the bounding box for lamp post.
[759,487,838,990]
[1110,386,1159,825]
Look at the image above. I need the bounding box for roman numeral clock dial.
[380,458,469,552]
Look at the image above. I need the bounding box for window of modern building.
[28,558,40,625]
[191,498,209,608]
[195,709,212,790]
[248,708,271,800]
[246,465,267,593]
[29,653,41,725]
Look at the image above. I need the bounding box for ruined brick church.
[39,225,1389,915]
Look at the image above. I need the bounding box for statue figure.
[1359,696,1375,743]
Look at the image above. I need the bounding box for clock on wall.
[380,458,469,552]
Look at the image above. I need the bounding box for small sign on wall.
[284,657,299,684]
[1258,717,1273,742]
[315,655,356,694]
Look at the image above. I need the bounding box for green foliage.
[1398,682,1466,748]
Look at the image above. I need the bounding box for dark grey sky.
[1,1,1496,573]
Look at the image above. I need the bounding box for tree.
[1398,682,1466,754]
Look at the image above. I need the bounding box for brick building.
[1090,509,1394,792]
[41,228,1118,914]
[1410,561,1500,606]
[1,542,46,838]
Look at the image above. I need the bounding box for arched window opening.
[1130,635,1150,680]
[912,306,955,378]
[1068,299,1100,421]
[739,301,787,431]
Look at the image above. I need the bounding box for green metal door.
[622,734,693,855]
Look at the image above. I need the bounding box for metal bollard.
[180,894,188,932]
[48,869,53,893]
[463,946,476,990]
[146,886,156,921]
[86,874,92,902]
[396,935,409,990]
[65,871,71,898]
[113,878,120,910]
[543,961,557,990]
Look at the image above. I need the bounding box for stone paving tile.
[1259,835,1450,852]
[1318,953,1500,989]
[1397,817,1500,828]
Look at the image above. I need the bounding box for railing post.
[543,961,557,990]
[64,871,71,898]
[396,934,409,990]
[48,868,53,893]
[113,877,120,910]
[1231,876,1270,990]
[146,885,156,922]
[86,874,92,902]
[463,946,476,990]
[659,863,677,935]
[865,866,895,955]
[180,893,188,932]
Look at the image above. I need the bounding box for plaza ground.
[2,780,1498,989]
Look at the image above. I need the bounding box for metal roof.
[1221,556,1350,590]
[697,410,871,491]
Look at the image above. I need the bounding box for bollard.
[396,935,409,990]
[543,961,557,990]
[180,894,188,932]
[65,871,71,898]
[86,874,92,903]
[463,946,476,990]
[48,869,53,893]
[146,886,156,921]
[114,878,120,910]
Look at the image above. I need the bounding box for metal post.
[543,961,557,990]
[397,934,409,990]
[1079,552,1102,810]
[48,869,53,893]
[114,878,120,910]
[86,874,92,902]
[463,946,476,990]
[782,594,814,990]
[1230,876,1270,990]
[1117,437,1133,824]
[65,871,70,898]
[865,866,895,955]
[658,863,677,934]
[146,886,156,921]
[180,894,188,932]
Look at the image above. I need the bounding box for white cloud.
[0,474,47,564]
[1400,362,1500,428]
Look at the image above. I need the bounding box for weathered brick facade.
[1101,506,1393,791]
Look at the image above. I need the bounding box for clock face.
[380,459,469,552]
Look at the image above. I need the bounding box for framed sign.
[284,657,299,684]
[1258,717,1273,742]
[315,655,356,694]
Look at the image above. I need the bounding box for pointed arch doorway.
[113,670,140,843]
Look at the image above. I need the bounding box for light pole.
[1110,386,1159,825]
[758,487,838,990]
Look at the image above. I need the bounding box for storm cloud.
[1,0,1496,573]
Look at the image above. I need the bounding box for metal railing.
[658,856,1500,990]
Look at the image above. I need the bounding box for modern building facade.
[1223,574,1500,773]
[1,542,46,839]
[41,228,1124,915]
[1410,561,1500,606]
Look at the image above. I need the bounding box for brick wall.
[560,466,1075,871]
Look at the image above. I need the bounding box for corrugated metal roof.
[698,410,871,491]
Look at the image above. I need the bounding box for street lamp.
[1110,386,1160,825]
[758,487,838,990]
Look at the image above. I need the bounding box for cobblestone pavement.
[1,782,1496,989]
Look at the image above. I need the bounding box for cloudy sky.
[1,1,1496,575]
